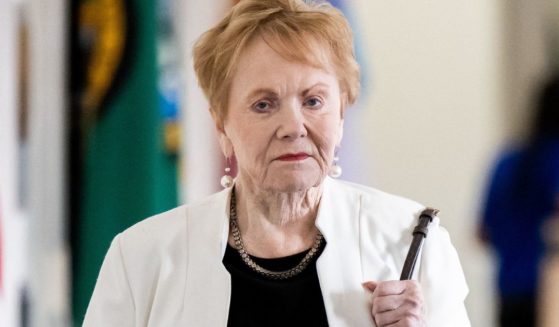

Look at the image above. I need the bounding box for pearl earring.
[221,158,234,188]
[329,150,342,178]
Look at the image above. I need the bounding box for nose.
[276,102,307,140]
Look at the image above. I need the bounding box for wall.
[176,0,228,203]
[349,1,508,326]
[347,1,550,326]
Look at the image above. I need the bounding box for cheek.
[228,125,269,166]
[309,119,342,162]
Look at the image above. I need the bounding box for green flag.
[72,0,178,324]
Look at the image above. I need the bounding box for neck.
[231,179,323,258]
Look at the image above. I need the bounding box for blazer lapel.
[315,178,375,326]
[182,188,232,327]
[180,180,395,326]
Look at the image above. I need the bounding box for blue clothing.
[482,138,559,297]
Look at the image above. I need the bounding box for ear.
[337,99,346,147]
[340,93,349,119]
[336,117,345,147]
[216,123,234,158]
[211,108,234,158]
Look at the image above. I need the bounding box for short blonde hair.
[193,0,360,128]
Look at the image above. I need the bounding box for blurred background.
[1,0,558,326]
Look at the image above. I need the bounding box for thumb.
[362,281,378,292]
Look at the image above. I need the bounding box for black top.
[223,241,329,327]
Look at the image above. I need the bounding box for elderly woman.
[83,0,470,326]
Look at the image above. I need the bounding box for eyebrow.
[246,83,331,100]
[302,83,330,96]
[246,88,278,100]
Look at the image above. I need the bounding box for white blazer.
[83,178,470,326]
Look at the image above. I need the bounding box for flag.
[71,0,179,324]
[0,3,29,326]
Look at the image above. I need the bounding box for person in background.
[479,73,559,327]
[540,209,559,327]
[83,0,470,325]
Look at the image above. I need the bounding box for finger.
[373,308,399,327]
[373,304,423,327]
[374,280,419,297]
[372,294,404,315]
[362,281,378,292]
[370,281,424,326]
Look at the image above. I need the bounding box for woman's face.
[219,36,344,193]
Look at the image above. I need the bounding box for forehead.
[258,30,332,72]
[230,37,339,99]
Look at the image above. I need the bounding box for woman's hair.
[193,0,360,128]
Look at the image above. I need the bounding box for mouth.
[276,152,310,161]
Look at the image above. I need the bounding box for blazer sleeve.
[83,234,135,327]
[420,219,471,327]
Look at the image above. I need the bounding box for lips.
[276,152,310,161]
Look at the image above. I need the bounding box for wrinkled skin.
[218,35,344,195]
[217,35,345,257]
[364,280,426,327]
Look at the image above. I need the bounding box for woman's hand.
[363,280,426,327]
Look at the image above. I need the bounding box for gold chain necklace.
[229,189,324,280]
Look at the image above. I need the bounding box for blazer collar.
[314,177,375,325]
[182,188,232,326]
[215,177,358,256]
[189,178,375,326]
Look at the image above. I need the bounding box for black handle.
[400,208,439,280]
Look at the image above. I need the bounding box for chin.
[266,173,324,193]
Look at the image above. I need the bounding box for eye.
[304,96,323,109]
[252,99,275,112]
